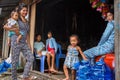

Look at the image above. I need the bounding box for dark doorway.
[35,0,107,50]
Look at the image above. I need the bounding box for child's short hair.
[70,34,80,42]
[108,9,114,15]
[35,34,41,41]
[35,34,41,38]
[10,10,18,17]
[48,31,53,34]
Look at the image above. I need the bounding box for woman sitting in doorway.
[34,34,50,71]
[83,9,114,61]
[73,9,115,80]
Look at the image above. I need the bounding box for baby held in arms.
[7,10,24,45]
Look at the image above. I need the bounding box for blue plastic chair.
[56,44,66,69]
[33,50,46,73]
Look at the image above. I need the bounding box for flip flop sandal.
[19,75,37,80]
[44,69,51,73]
[62,79,70,80]
[51,71,59,74]
[29,76,37,80]
[51,71,63,75]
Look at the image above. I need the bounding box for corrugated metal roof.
[0,0,20,18]
[0,0,19,7]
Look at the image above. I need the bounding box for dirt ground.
[0,70,65,80]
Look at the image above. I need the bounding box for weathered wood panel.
[2,30,9,58]
[115,0,120,80]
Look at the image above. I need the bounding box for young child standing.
[46,31,58,73]
[63,35,87,80]
[7,10,24,45]
[34,34,50,70]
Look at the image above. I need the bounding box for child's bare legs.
[71,70,76,80]
[17,35,22,43]
[46,53,51,70]
[63,65,69,80]
[49,53,57,72]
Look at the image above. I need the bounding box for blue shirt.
[34,41,45,52]
[46,37,58,53]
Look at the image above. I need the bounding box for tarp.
[74,58,114,80]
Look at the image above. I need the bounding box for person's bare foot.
[62,78,70,80]
[50,68,58,73]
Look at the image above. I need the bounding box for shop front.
[0,0,120,79]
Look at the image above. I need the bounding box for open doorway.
[35,0,110,50]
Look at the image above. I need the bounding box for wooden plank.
[29,2,36,52]
[0,70,65,80]
[114,0,120,80]
[2,29,6,58]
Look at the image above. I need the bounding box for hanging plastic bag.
[100,0,106,3]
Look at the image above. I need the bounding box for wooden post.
[115,0,120,80]
[2,30,9,59]
[2,30,6,58]
[29,2,36,52]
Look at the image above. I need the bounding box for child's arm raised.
[77,46,87,60]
